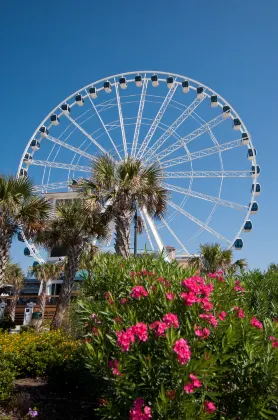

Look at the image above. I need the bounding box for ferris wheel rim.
[17,70,259,261]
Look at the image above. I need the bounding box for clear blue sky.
[1,0,277,272]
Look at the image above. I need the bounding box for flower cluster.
[157,276,171,288]
[28,408,38,418]
[234,306,245,318]
[130,270,155,278]
[218,311,227,321]
[108,359,121,376]
[184,373,202,394]
[166,292,175,300]
[129,398,152,419]
[269,336,278,348]
[199,313,218,328]
[173,338,191,364]
[180,276,214,311]
[150,313,179,337]
[208,271,224,282]
[204,401,216,414]
[195,326,210,339]
[131,286,149,300]
[251,317,263,330]
[116,323,148,351]
[234,280,245,292]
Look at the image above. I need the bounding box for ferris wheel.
[17,71,260,263]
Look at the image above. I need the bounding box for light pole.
[134,206,138,257]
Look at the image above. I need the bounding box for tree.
[4,262,24,322]
[188,243,247,275]
[29,262,64,322]
[79,156,169,257]
[0,176,50,285]
[35,199,109,329]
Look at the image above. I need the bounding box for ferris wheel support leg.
[142,207,170,262]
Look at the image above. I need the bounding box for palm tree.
[0,176,50,285]
[29,262,64,322]
[4,262,24,322]
[35,199,109,329]
[79,155,169,257]
[188,243,236,274]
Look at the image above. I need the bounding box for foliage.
[241,268,278,320]
[188,243,247,275]
[0,330,79,378]
[76,254,278,419]
[0,176,50,285]
[34,199,109,329]
[4,262,24,290]
[78,155,169,257]
[0,359,15,401]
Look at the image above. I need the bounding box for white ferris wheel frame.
[17,70,259,262]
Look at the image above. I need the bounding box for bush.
[0,330,79,378]
[76,254,278,419]
[0,359,14,401]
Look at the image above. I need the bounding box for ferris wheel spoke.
[33,181,71,193]
[44,134,96,161]
[167,200,231,245]
[85,89,121,160]
[143,95,205,163]
[114,78,128,158]
[160,216,191,256]
[131,75,148,157]
[30,159,91,173]
[163,183,248,211]
[136,80,178,159]
[159,138,242,169]
[139,210,155,251]
[162,170,252,178]
[63,112,116,161]
[153,113,226,163]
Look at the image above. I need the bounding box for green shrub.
[0,359,14,401]
[0,330,79,378]
[76,254,278,419]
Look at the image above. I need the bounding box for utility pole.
[134,207,138,257]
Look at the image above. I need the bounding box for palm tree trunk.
[0,231,12,287]
[9,293,18,323]
[39,280,47,320]
[114,211,132,258]
[51,246,81,330]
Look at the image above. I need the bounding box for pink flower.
[201,298,213,312]
[208,271,225,282]
[195,326,210,338]
[204,401,216,414]
[234,279,245,292]
[130,271,135,277]
[91,313,96,319]
[180,292,199,306]
[184,373,202,393]
[162,313,179,328]
[189,374,202,388]
[150,321,167,337]
[129,398,152,419]
[218,311,227,321]
[173,338,191,365]
[203,328,211,338]
[105,292,114,304]
[166,292,175,300]
[116,328,135,352]
[199,313,218,327]
[120,298,128,305]
[132,322,148,342]
[184,383,194,393]
[238,308,245,318]
[131,286,149,300]
[194,327,204,337]
[108,359,121,376]
[251,317,263,330]
[141,269,147,276]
